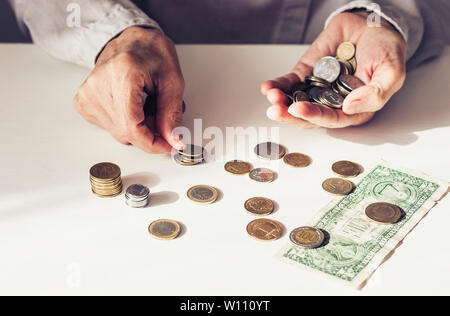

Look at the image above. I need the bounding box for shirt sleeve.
[324,0,424,63]
[8,0,162,69]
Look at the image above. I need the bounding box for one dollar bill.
[276,160,449,289]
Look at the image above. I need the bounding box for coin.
[319,89,344,109]
[332,161,361,178]
[337,42,356,61]
[283,153,312,168]
[309,87,328,104]
[249,168,277,183]
[90,162,121,180]
[254,142,286,160]
[246,219,283,241]
[348,57,357,74]
[365,203,403,224]
[125,184,150,208]
[179,144,205,158]
[244,197,275,216]
[187,185,218,204]
[290,227,325,249]
[305,75,331,88]
[339,75,365,92]
[293,90,310,103]
[313,56,341,83]
[322,178,354,195]
[225,160,252,175]
[148,219,181,240]
[174,153,200,166]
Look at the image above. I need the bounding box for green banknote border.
[280,163,446,285]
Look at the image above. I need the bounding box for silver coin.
[308,87,327,104]
[125,184,149,199]
[313,56,341,83]
[126,198,149,208]
[289,227,325,249]
[319,89,344,109]
[249,168,277,183]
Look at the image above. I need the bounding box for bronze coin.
[322,178,354,195]
[90,162,121,180]
[244,197,275,216]
[293,90,310,103]
[339,75,365,92]
[290,227,325,249]
[365,203,403,224]
[283,153,312,168]
[254,142,286,160]
[224,160,252,175]
[246,219,283,241]
[249,168,277,183]
[332,161,361,178]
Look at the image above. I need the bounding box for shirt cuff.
[324,0,424,61]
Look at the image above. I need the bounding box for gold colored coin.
[246,219,283,242]
[332,161,361,178]
[224,160,253,175]
[90,162,121,180]
[322,178,354,196]
[187,185,218,204]
[283,153,312,168]
[337,42,356,61]
[365,203,403,225]
[244,197,275,216]
[148,219,181,240]
[290,227,325,249]
[348,57,357,74]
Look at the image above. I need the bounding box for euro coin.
[322,178,354,195]
[337,42,356,61]
[174,153,200,166]
[332,161,361,178]
[313,56,341,83]
[246,219,283,241]
[249,168,277,183]
[187,185,218,204]
[290,227,325,249]
[365,203,403,224]
[89,162,123,198]
[244,197,275,216]
[319,89,344,109]
[90,162,121,180]
[148,219,181,240]
[179,144,205,158]
[225,160,252,175]
[254,142,286,160]
[283,153,312,168]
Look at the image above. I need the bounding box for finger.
[267,104,317,129]
[288,102,374,128]
[155,74,185,150]
[261,73,301,95]
[266,89,291,106]
[343,62,405,115]
[129,123,172,154]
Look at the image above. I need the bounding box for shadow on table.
[149,191,179,207]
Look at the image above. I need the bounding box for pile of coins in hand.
[90,162,123,198]
[288,42,365,109]
[174,145,205,166]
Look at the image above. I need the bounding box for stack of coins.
[289,42,366,109]
[125,184,150,208]
[89,162,123,198]
[174,144,205,166]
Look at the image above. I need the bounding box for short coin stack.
[289,42,366,109]
[125,184,150,208]
[174,144,205,166]
[90,162,123,198]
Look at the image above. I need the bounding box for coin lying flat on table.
[187,185,218,204]
[244,197,275,216]
[283,153,312,168]
[365,202,403,224]
[89,162,123,198]
[290,227,325,249]
[246,219,283,241]
[249,168,277,183]
[254,142,286,160]
[332,161,362,178]
[224,160,252,175]
[148,219,181,240]
[322,178,354,196]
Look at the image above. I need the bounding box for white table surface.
[0,44,449,296]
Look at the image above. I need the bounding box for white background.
[0,45,449,296]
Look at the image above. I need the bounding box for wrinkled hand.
[261,11,407,129]
[73,27,185,153]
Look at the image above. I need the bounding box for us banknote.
[276,160,449,289]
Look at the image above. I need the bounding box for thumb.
[155,75,185,150]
